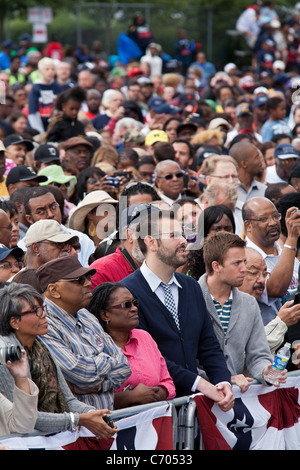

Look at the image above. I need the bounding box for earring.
[88,221,96,237]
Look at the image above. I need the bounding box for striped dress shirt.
[40,298,131,410]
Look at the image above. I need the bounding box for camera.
[0,345,22,364]
[106,177,120,188]
[113,171,133,182]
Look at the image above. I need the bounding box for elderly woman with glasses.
[89,282,176,409]
[0,283,118,439]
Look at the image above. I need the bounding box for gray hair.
[201,182,238,207]
[101,89,123,108]
[0,283,43,336]
[115,117,143,136]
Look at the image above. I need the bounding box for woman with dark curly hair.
[185,204,235,280]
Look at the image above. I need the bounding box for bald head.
[154,159,181,177]
[239,247,267,299]
[229,141,265,178]
[154,160,183,201]
[242,197,276,222]
[229,141,256,164]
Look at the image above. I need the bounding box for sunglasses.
[106,299,140,310]
[59,274,93,285]
[157,172,183,181]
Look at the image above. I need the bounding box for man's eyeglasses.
[156,172,184,181]
[17,304,48,317]
[0,261,23,270]
[246,269,270,279]
[210,174,239,181]
[58,274,93,285]
[34,202,60,217]
[246,213,281,224]
[106,299,140,310]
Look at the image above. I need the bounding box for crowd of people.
[2,2,300,449]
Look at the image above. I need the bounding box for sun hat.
[38,164,77,188]
[68,190,118,233]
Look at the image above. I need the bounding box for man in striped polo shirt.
[198,231,284,393]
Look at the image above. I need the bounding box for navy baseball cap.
[0,243,24,262]
[253,95,268,107]
[154,103,181,115]
[148,96,166,111]
[274,143,300,160]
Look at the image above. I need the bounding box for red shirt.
[90,247,134,290]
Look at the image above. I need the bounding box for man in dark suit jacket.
[121,208,234,411]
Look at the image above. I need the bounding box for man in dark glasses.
[154,159,184,206]
[36,255,131,411]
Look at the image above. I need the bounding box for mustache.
[254,283,264,290]
[266,227,280,235]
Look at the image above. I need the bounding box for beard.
[131,240,145,264]
[156,243,188,269]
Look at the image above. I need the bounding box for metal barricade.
[3,371,300,449]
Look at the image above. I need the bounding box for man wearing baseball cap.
[253,94,268,134]
[5,165,48,196]
[23,219,79,270]
[33,143,60,172]
[36,255,131,410]
[4,134,34,167]
[144,129,169,155]
[265,143,300,184]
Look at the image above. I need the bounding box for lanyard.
[120,247,139,271]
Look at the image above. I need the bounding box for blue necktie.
[160,282,180,330]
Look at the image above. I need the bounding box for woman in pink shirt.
[89,282,176,409]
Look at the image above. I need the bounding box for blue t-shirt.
[28,81,63,131]
[0,52,10,70]
[261,119,291,143]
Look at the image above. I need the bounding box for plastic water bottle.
[265,342,291,386]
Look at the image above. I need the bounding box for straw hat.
[68,190,117,233]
